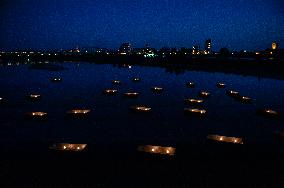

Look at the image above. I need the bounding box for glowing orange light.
[207,134,243,144]
[66,109,91,114]
[138,145,175,155]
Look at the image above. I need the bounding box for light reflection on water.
[0,62,284,152]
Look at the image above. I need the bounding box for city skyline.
[0,0,283,51]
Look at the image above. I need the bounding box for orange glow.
[66,109,91,114]
[184,108,206,114]
[104,89,118,94]
[184,99,204,104]
[50,143,87,151]
[207,134,243,144]
[264,109,278,115]
[130,106,151,112]
[28,112,47,117]
[257,108,280,118]
[199,91,210,98]
[138,145,175,156]
[124,92,139,97]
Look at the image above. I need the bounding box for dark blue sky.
[0,0,283,51]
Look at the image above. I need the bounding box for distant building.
[134,44,156,57]
[204,39,212,54]
[180,47,192,55]
[118,43,132,55]
[192,45,200,55]
[272,41,279,50]
[158,47,171,56]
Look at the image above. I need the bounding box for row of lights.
[1,78,280,117]
[49,134,244,154]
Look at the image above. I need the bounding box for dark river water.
[0,61,284,153]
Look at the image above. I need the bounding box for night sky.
[0,0,283,51]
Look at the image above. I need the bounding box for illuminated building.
[272,41,279,50]
[192,45,200,55]
[133,44,156,57]
[204,39,212,54]
[118,43,132,55]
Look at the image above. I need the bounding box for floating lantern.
[66,109,91,115]
[151,87,163,93]
[112,80,121,85]
[137,145,175,156]
[237,96,252,103]
[186,82,195,88]
[27,94,41,100]
[227,90,240,98]
[207,134,244,144]
[27,112,47,118]
[184,108,206,115]
[216,83,226,88]
[257,109,280,118]
[132,78,140,82]
[184,99,204,105]
[104,89,118,95]
[50,143,87,151]
[51,78,62,82]
[199,91,210,98]
[130,106,151,113]
[124,92,139,98]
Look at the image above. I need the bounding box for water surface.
[0,62,284,152]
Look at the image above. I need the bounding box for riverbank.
[2,54,284,80]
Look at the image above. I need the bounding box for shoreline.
[1,54,284,80]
